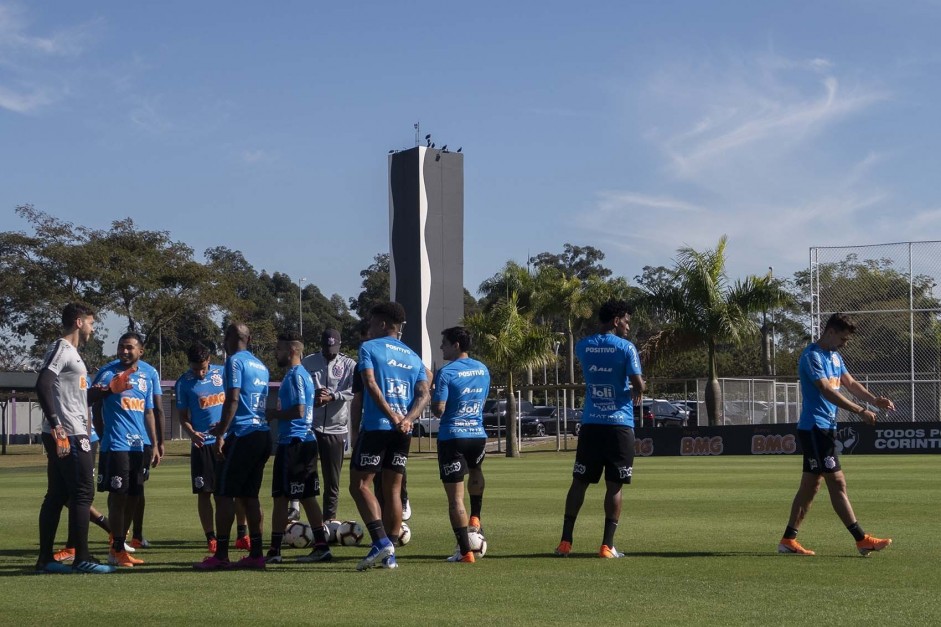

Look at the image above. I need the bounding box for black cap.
[321,329,341,355]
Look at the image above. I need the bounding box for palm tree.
[641,236,790,426]
[465,292,557,457]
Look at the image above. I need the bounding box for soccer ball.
[397,522,411,546]
[285,521,314,549]
[337,520,364,546]
[325,519,342,544]
[467,530,487,558]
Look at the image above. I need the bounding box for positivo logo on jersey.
[391,454,408,468]
[442,461,462,475]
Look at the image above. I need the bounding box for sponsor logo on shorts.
[80,438,91,452]
[194,476,205,489]
[808,458,819,470]
[97,473,104,485]
[290,482,305,495]
[475,450,486,465]
[824,456,837,469]
[360,454,381,467]
[391,454,408,468]
[313,478,320,492]
[618,466,632,479]
[111,476,123,489]
[442,461,462,475]
[573,462,587,475]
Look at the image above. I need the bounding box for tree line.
[3,206,938,446]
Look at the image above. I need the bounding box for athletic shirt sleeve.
[624,341,642,377]
[359,344,375,372]
[226,355,242,389]
[432,369,449,403]
[802,351,827,381]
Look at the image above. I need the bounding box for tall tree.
[465,293,557,457]
[530,243,613,281]
[349,253,390,319]
[642,236,790,425]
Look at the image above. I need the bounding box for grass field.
[1,444,939,626]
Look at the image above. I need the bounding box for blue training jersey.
[359,337,428,432]
[224,350,270,437]
[798,343,848,431]
[175,364,225,446]
[277,364,316,444]
[92,362,154,452]
[433,357,490,440]
[577,333,642,428]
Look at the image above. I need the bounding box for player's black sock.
[205,531,216,542]
[470,495,483,519]
[454,526,471,554]
[602,518,618,547]
[365,519,388,544]
[313,526,328,546]
[783,526,799,540]
[269,531,284,554]
[388,534,399,546]
[112,534,126,553]
[237,524,248,539]
[846,522,866,542]
[215,537,229,561]
[249,533,263,558]
[561,515,577,543]
[91,514,110,533]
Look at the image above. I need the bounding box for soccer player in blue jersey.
[265,332,332,564]
[349,302,430,570]
[35,303,116,574]
[194,322,271,570]
[130,358,164,550]
[432,326,491,564]
[556,300,645,559]
[176,343,225,554]
[778,313,895,557]
[91,332,160,568]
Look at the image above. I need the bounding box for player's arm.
[813,378,879,425]
[402,379,431,433]
[92,400,104,440]
[210,388,239,459]
[840,372,895,412]
[362,368,402,424]
[267,401,305,422]
[430,369,446,418]
[36,368,71,456]
[178,406,204,447]
[151,392,165,454]
[431,401,446,418]
[144,408,160,467]
[349,390,362,448]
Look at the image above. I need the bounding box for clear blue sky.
[3,0,940,306]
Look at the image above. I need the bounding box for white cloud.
[239,149,274,164]
[0,83,53,112]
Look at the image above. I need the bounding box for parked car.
[521,406,582,436]
[411,415,440,437]
[483,399,535,434]
[649,400,688,427]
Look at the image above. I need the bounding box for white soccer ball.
[397,522,411,546]
[337,520,364,546]
[468,530,487,558]
[285,521,314,549]
[325,519,342,544]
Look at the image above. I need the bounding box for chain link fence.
[810,241,941,422]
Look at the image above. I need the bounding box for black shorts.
[573,424,635,484]
[190,444,217,494]
[799,428,842,474]
[141,445,153,485]
[437,438,487,483]
[217,431,271,498]
[97,450,147,496]
[350,429,411,474]
[272,439,320,498]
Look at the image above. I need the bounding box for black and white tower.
[388,145,464,369]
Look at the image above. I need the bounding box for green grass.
[1,446,939,626]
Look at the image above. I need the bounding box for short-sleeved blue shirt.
[224,350,270,437]
[798,343,848,431]
[277,364,316,444]
[576,333,642,428]
[92,363,154,452]
[432,357,490,440]
[359,337,428,432]
[175,364,225,446]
